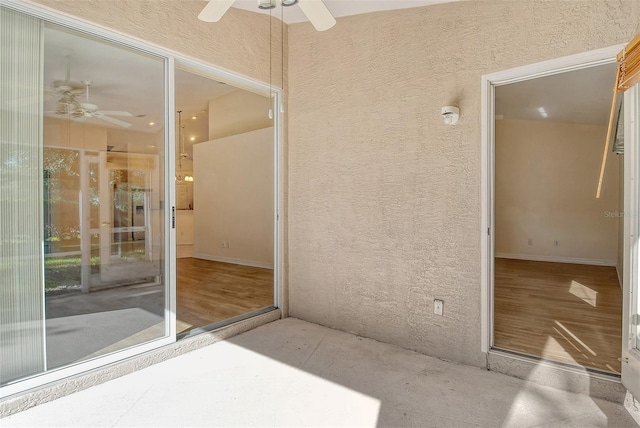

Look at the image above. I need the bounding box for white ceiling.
[175,68,237,151]
[230,0,456,24]
[495,63,618,125]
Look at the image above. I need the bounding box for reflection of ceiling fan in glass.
[49,50,133,128]
[68,81,133,128]
[199,0,336,31]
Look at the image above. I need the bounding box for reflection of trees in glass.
[43,148,81,252]
[88,166,100,207]
[110,168,146,216]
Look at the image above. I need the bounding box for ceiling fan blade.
[298,0,335,32]
[98,110,133,117]
[94,114,132,128]
[198,0,235,22]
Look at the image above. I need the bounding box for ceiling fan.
[47,51,134,128]
[45,49,85,111]
[198,0,336,31]
[50,81,133,128]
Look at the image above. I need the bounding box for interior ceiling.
[231,0,457,24]
[176,68,237,154]
[495,63,618,125]
[44,24,237,156]
[44,24,165,133]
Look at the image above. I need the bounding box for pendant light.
[176,110,184,182]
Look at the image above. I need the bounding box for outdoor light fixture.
[441,106,460,125]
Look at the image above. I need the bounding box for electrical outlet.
[227,242,231,249]
[554,240,559,247]
[221,242,225,248]
[528,239,533,246]
[434,299,444,316]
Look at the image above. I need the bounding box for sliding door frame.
[480,45,624,358]
[0,0,283,399]
[174,57,284,318]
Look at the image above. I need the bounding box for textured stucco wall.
[287,0,640,367]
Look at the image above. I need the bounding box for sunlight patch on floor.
[208,341,383,427]
[555,320,597,356]
[569,280,598,307]
[541,335,580,364]
[501,359,604,428]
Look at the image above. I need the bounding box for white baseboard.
[193,253,273,270]
[177,244,193,259]
[495,253,616,267]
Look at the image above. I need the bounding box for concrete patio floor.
[2,318,640,427]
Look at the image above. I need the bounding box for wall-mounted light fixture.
[442,106,460,125]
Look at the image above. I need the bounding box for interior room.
[174,68,275,335]
[493,63,624,374]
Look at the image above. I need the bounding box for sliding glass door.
[1,5,171,391]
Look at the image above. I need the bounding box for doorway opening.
[174,67,276,336]
[488,60,624,375]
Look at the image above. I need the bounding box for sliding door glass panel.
[0,4,170,389]
[175,67,274,335]
[0,6,45,386]
[42,23,167,371]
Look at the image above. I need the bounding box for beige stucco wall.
[494,119,620,263]
[287,1,640,367]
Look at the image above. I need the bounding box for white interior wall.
[193,127,274,268]
[494,118,620,264]
[208,90,272,141]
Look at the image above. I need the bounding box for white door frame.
[622,83,640,398]
[480,44,625,354]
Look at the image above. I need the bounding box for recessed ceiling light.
[191,116,197,120]
[190,137,195,141]
[149,121,155,126]
[148,145,155,148]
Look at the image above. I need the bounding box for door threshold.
[490,347,621,381]
[178,306,278,340]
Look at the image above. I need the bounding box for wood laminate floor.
[177,258,274,334]
[494,258,622,374]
